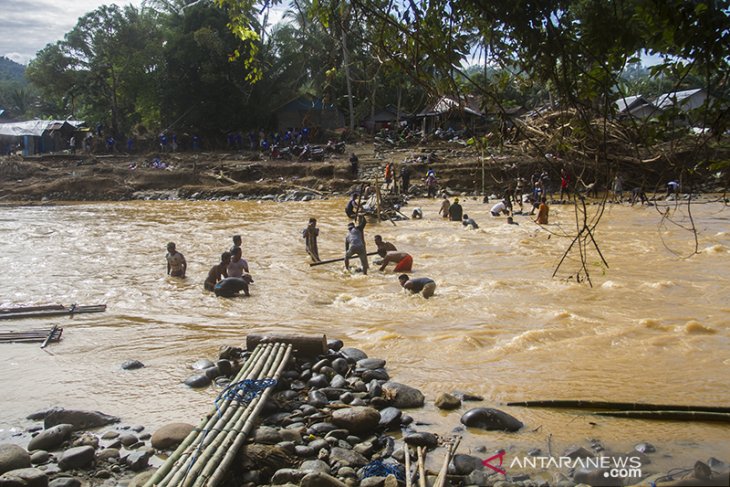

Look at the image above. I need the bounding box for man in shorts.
[379,251,413,272]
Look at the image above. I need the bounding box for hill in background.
[0,57,26,84]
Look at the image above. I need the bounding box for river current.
[0,197,728,475]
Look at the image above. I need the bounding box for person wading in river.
[204,252,231,291]
[345,216,368,275]
[302,217,320,262]
[398,274,436,298]
[379,252,413,272]
[227,246,250,277]
[374,235,397,258]
[166,242,187,278]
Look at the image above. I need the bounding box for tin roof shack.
[274,97,345,137]
[415,95,486,136]
[0,120,84,156]
[362,105,413,133]
[615,95,658,120]
[652,88,708,126]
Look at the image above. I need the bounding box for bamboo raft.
[0,325,63,345]
[0,304,107,320]
[144,342,293,487]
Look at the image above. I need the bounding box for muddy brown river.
[1,197,728,476]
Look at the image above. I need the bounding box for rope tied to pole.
[361,459,406,482]
[215,378,278,417]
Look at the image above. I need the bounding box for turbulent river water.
[1,197,728,475]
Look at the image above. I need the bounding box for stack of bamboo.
[144,342,292,487]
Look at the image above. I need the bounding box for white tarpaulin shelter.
[0,120,84,137]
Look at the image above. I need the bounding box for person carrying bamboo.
[302,217,320,262]
[345,216,369,275]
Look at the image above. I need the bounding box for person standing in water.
[166,242,187,278]
[302,218,320,262]
[204,252,231,291]
[398,274,436,298]
[230,235,242,254]
[345,216,368,275]
[534,197,549,224]
[227,246,250,277]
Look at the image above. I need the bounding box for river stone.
[254,427,283,445]
[44,410,119,430]
[434,392,461,410]
[307,439,329,451]
[121,360,144,370]
[331,358,348,375]
[327,339,344,352]
[125,451,150,472]
[307,374,329,388]
[71,433,98,450]
[300,471,347,487]
[312,359,331,372]
[0,467,48,487]
[356,358,386,370]
[294,445,315,457]
[308,422,338,436]
[451,454,484,475]
[216,359,233,376]
[377,407,402,430]
[460,408,523,432]
[203,365,222,379]
[404,432,438,448]
[361,369,389,382]
[48,478,81,487]
[381,382,424,408]
[330,375,347,389]
[329,447,367,467]
[28,425,74,452]
[634,442,656,453]
[271,468,308,484]
[28,451,48,467]
[96,449,120,462]
[360,477,386,487]
[151,423,194,450]
[184,373,211,388]
[58,446,95,470]
[100,431,118,440]
[0,445,31,475]
[300,459,330,473]
[563,445,593,460]
[127,470,155,487]
[26,409,61,422]
[573,467,613,486]
[331,407,380,434]
[118,434,138,447]
[191,359,214,370]
[339,348,368,363]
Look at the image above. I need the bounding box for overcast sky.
[1,0,143,65]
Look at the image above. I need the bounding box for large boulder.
[331,407,380,434]
[460,408,523,432]
[0,467,48,487]
[0,445,31,475]
[58,446,95,470]
[381,382,424,408]
[150,423,194,450]
[43,410,119,431]
[27,425,74,452]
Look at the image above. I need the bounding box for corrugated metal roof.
[0,119,83,136]
[653,89,704,110]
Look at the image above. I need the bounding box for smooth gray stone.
[150,423,194,450]
[312,359,331,373]
[58,446,95,470]
[203,365,221,379]
[327,339,344,352]
[271,468,308,485]
[403,432,438,448]
[300,459,330,473]
[330,375,347,389]
[307,374,329,388]
[28,425,74,452]
[0,467,48,487]
[307,439,328,451]
[381,382,424,408]
[294,446,316,458]
[634,442,656,453]
[48,478,81,487]
[356,358,386,370]
[331,407,380,435]
[331,358,348,375]
[328,447,368,467]
[100,431,119,440]
[339,348,368,363]
[434,392,461,410]
[118,434,138,447]
[254,426,283,445]
[360,477,386,487]
[361,369,389,382]
[377,407,402,429]
[184,374,211,388]
[0,445,31,475]
[125,451,150,472]
[191,359,214,370]
[28,451,48,466]
[121,360,144,370]
[308,423,338,436]
[450,454,484,475]
[300,471,347,487]
[216,360,232,376]
[43,410,119,430]
[96,449,120,462]
[460,408,523,432]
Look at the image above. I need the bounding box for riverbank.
[2,337,728,487]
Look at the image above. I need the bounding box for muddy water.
[1,198,728,473]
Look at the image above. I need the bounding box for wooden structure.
[0,304,107,320]
[0,325,62,345]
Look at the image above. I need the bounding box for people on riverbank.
[345,217,368,275]
[303,218,320,262]
[399,274,436,298]
[374,235,397,257]
[204,252,231,291]
[166,242,187,278]
[380,252,413,272]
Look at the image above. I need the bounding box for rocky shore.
[1,338,728,487]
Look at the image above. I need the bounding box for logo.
[482,450,507,475]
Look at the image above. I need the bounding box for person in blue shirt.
[398,274,436,298]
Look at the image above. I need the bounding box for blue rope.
[361,459,405,482]
[214,378,278,417]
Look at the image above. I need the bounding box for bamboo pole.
[146,344,271,487]
[184,344,288,487]
[309,251,379,266]
[417,446,427,487]
[404,446,412,487]
[506,400,730,414]
[164,344,286,487]
[205,344,292,486]
[40,325,59,349]
[434,436,461,487]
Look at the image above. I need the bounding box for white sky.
[0,0,144,65]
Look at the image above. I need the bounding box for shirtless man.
[204,252,231,291]
[374,235,397,258]
[439,194,451,218]
[398,274,436,298]
[534,197,549,224]
[166,242,187,277]
[379,251,413,272]
[214,275,253,297]
[227,246,250,277]
[231,235,242,254]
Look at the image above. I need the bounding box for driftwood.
[0,304,106,320]
[506,400,730,414]
[0,326,63,344]
[246,334,327,357]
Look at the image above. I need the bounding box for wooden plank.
[0,304,106,320]
[309,251,379,267]
[0,304,65,314]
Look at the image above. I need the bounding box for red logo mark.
[482,450,506,475]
